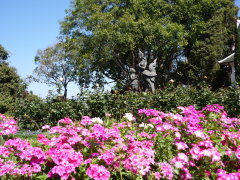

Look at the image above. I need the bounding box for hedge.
[12,85,240,130]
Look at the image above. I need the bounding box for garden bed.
[0,104,239,179]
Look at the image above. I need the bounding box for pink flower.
[86,164,110,180]
[0,146,10,157]
[190,146,201,160]
[202,149,212,157]
[148,117,162,124]
[138,109,160,117]
[175,132,181,139]
[0,160,16,176]
[80,116,92,125]
[193,130,207,139]
[211,150,221,162]
[4,138,30,151]
[0,115,18,135]
[98,150,116,165]
[155,172,162,179]
[217,169,226,177]
[58,117,73,124]
[105,113,112,117]
[236,146,240,159]
[175,142,188,150]
[84,158,92,164]
[177,153,188,163]
[198,140,213,148]
[159,162,174,180]
[202,104,224,113]
[174,160,184,168]
[38,134,51,145]
[180,167,192,179]
[50,165,75,180]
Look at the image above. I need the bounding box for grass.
[0,130,44,146]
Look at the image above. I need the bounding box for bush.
[12,85,240,130]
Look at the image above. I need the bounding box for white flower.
[139,123,153,129]
[194,130,206,139]
[147,124,154,128]
[123,113,136,121]
[139,122,146,128]
[92,117,103,124]
[42,125,50,129]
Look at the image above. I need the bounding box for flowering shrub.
[0,104,240,179]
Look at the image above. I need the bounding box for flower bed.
[0,104,240,179]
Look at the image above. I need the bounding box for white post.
[229,61,236,84]
[237,19,240,28]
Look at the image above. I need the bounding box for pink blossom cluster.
[158,162,174,180]
[86,164,110,180]
[0,104,240,179]
[0,114,18,135]
[138,108,160,116]
[47,144,83,179]
[123,139,155,175]
[216,169,240,180]
[0,138,45,176]
[202,104,225,113]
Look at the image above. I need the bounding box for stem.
[119,168,123,180]
[119,162,123,180]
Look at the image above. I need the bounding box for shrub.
[12,86,240,130]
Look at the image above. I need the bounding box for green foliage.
[0,44,27,114]
[60,0,187,87]
[60,0,238,89]
[0,62,26,113]
[0,44,9,60]
[12,85,240,130]
[173,0,237,86]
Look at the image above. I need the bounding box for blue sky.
[0,1,240,98]
[0,0,78,98]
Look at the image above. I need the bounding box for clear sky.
[0,0,79,98]
[0,0,240,98]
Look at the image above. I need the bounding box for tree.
[0,44,26,113]
[61,0,187,89]
[61,0,238,89]
[33,41,77,99]
[171,0,238,88]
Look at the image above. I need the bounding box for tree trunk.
[63,84,67,100]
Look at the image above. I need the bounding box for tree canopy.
[61,0,238,89]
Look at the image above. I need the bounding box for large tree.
[61,0,187,89]
[33,41,77,99]
[61,0,238,89]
